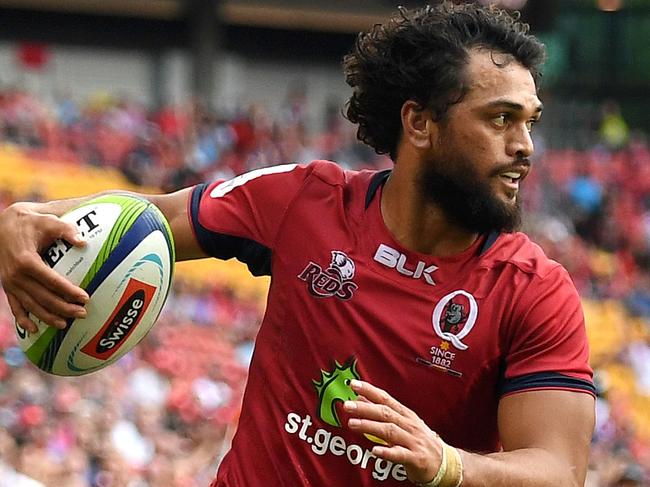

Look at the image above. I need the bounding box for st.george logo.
[284,358,408,481]
[298,251,358,300]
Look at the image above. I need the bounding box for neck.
[380,163,479,257]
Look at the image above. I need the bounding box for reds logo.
[298,251,358,300]
[432,290,478,350]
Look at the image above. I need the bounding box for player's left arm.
[478,388,593,485]
[345,381,594,486]
[347,264,595,486]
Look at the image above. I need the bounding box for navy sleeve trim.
[190,183,272,277]
[499,372,596,397]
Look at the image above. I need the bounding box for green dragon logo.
[313,357,386,445]
[313,357,360,427]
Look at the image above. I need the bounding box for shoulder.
[227,159,376,193]
[306,160,378,189]
[484,232,566,281]
[308,159,346,182]
[487,234,584,339]
[200,160,372,202]
[284,161,383,217]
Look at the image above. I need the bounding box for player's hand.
[0,202,89,332]
[344,380,443,484]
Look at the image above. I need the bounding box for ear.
[401,100,436,151]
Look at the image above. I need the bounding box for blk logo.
[374,244,437,285]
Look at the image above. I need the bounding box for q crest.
[416,290,479,378]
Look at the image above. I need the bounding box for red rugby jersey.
[189,160,594,486]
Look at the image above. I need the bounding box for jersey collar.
[363,169,499,256]
[364,169,392,210]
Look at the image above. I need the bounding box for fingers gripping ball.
[15,195,175,376]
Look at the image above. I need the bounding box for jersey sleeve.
[500,266,595,398]
[188,163,312,275]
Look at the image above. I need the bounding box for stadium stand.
[0,88,649,485]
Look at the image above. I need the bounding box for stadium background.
[0,0,648,485]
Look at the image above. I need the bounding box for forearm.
[459,447,582,487]
[344,383,592,487]
[22,190,147,217]
[0,186,203,331]
[11,188,203,261]
[21,192,111,217]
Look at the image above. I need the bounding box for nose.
[506,124,534,159]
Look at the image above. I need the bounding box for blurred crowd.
[0,87,383,193]
[1,88,649,486]
[0,274,261,487]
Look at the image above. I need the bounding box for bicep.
[148,188,207,261]
[498,390,595,485]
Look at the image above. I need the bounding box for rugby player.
[0,3,595,486]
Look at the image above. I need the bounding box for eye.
[345,379,351,386]
[492,114,508,127]
[526,119,539,133]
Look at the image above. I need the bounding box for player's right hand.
[0,202,89,333]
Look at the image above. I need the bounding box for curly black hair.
[343,2,546,160]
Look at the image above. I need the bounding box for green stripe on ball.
[79,195,147,290]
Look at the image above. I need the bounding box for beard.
[418,152,523,234]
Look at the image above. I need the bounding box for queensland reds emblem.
[298,251,358,300]
[432,290,478,350]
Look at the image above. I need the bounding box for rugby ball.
[16,194,175,376]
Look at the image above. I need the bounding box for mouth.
[494,165,529,201]
[499,171,522,189]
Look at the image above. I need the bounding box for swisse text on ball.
[97,293,144,352]
[81,278,156,360]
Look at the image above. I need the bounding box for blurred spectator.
[600,100,630,151]
[613,463,646,486]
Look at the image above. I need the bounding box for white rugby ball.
[16,194,175,376]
